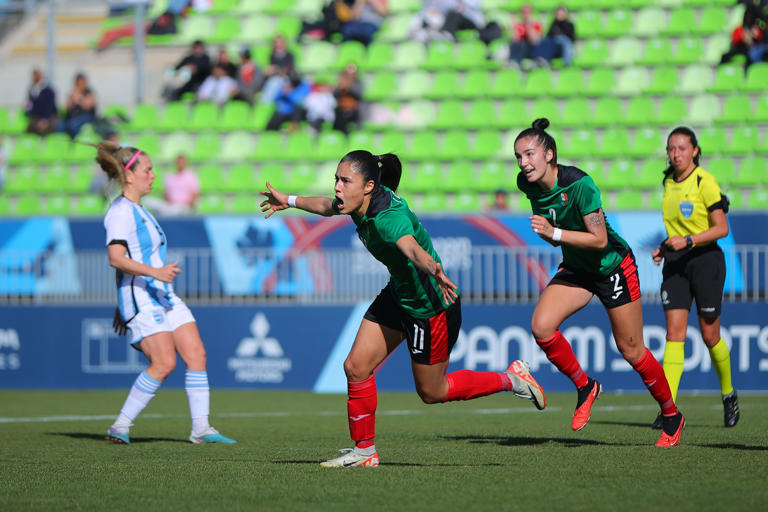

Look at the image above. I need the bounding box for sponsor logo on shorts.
[661,290,669,305]
[701,307,716,313]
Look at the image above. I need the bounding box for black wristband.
[685,235,693,248]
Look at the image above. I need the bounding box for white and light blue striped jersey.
[104,196,180,321]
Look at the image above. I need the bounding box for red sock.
[444,370,509,402]
[347,375,377,448]
[536,331,588,388]
[631,348,678,416]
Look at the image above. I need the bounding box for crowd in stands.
[720,0,768,70]
[25,68,100,139]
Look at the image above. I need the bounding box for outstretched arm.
[260,180,337,218]
[529,210,608,250]
[396,235,458,306]
[107,244,181,283]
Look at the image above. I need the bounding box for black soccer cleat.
[723,391,740,428]
[651,412,663,430]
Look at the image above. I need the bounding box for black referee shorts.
[661,244,725,318]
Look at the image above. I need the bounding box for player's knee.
[531,317,556,342]
[617,342,644,365]
[415,386,444,404]
[150,357,176,379]
[343,358,371,382]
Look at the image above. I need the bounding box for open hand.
[260,180,289,219]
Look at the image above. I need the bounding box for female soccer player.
[96,141,235,445]
[650,126,738,429]
[514,118,684,447]
[260,150,546,467]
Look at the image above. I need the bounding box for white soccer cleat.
[506,360,547,410]
[189,426,237,444]
[320,448,380,468]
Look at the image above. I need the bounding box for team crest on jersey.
[679,201,694,218]
[560,192,568,204]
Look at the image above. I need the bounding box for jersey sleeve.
[575,175,603,215]
[104,205,133,246]
[375,209,415,244]
[700,173,723,211]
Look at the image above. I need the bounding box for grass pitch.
[1,390,766,511]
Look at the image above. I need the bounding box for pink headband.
[124,149,142,170]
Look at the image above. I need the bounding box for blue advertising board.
[1,303,766,392]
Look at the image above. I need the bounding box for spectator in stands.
[164,40,212,101]
[216,47,238,78]
[59,72,97,139]
[508,3,546,68]
[742,0,768,28]
[164,154,200,212]
[196,64,238,105]
[234,48,264,105]
[341,0,388,46]
[266,72,311,131]
[720,22,765,69]
[408,0,453,43]
[260,35,296,104]
[333,64,363,135]
[441,0,485,41]
[25,68,58,136]
[489,188,509,211]
[305,78,337,132]
[97,1,189,51]
[299,0,350,42]
[540,6,575,67]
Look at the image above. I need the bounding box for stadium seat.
[419,193,449,212]
[240,16,274,44]
[490,68,524,98]
[704,34,731,64]
[614,67,649,96]
[427,71,461,100]
[709,65,745,93]
[575,10,600,39]
[750,94,768,122]
[576,39,609,68]
[551,68,585,97]
[707,157,736,187]
[621,97,655,126]
[603,159,636,190]
[469,130,502,160]
[424,41,455,71]
[44,195,71,216]
[697,126,728,155]
[597,9,631,38]
[158,102,189,131]
[362,42,395,71]
[608,38,642,67]
[179,16,215,43]
[632,7,665,37]
[560,98,591,126]
[440,131,471,162]
[678,65,714,95]
[646,66,679,95]
[76,195,105,216]
[583,67,615,97]
[274,16,301,40]
[365,72,397,101]
[198,163,226,192]
[639,38,673,66]
[654,96,688,126]
[221,131,257,161]
[743,63,768,92]
[723,125,760,155]
[613,190,645,210]
[694,7,728,35]
[299,42,337,73]
[687,94,720,126]
[496,99,527,129]
[334,41,366,70]
[589,97,622,126]
[0,107,26,134]
[454,40,488,70]
[284,131,314,161]
[717,95,751,124]
[5,165,41,194]
[452,191,482,212]
[521,68,553,98]
[133,133,161,158]
[218,102,251,131]
[431,100,464,130]
[40,133,74,163]
[209,0,240,14]
[377,14,412,43]
[314,131,348,161]
[210,16,241,44]
[671,37,704,65]
[9,134,43,164]
[406,131,439,161]
[629,127,663,158]
[596,128,631,157]
[561,129,598,158]
[71,166,92,194]
[745,188,768,210]
[160,132,193,162]
[197,194,228,214]
[637,159,663,188]
[128,104,159,131]
[380,131,407,156]
[41,164,74,194]
[465,100,494,130]
[396,71,432,100]
[441,160,472,191]
[459,70,492,99]
[736,157,767,186]
[661,8,696,36]
[226,163,259,192]
[529,98,558,120]
[231,194,259,213]
[392,41,426,70]
[409,162,440,192]
[14,195,43,216]
[189,132,222,162]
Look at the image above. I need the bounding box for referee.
[651,126,739,429]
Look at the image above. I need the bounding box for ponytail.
[663,126,701,184]
[514,118,558,165]
[340,150,403,192]
[93,140,143,187]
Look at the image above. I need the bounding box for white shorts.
[127,302,196,346]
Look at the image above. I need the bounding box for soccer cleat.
[506,360,547,410]
[189,426,237,444]
[106,426,130,444]
[320,448,380,468]
[650,412,663,430]
[656,412,685,447]
[722,391,740,428]
[572,378,602,431]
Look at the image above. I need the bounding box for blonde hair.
[93,140,142,187]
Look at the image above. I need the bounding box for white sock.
[186,370,210,434]
[113,370,162,431]
[355,445,376,456]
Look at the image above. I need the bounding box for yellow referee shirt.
[662,166,724,246]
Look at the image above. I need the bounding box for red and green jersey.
[517,164,631,276]
[333,186,451,318]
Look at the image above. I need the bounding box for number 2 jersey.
[333,186,451,319]
[517,164,631,277]
[104,195,181,322]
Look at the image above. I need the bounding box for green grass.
[1,390,767,511]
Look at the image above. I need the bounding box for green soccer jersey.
[333,186,450,318]
[517,164,631,276]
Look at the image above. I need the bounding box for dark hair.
[663,126,701,182]
[514,118,558,165]
[340,150,402,192]
[93,140,143,186]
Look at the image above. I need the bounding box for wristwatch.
[685,235,693,248]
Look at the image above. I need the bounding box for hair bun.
[532,118,550,131]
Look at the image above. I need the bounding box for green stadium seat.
[560,98,591,127]
[464,100,494,130]
[71,166,92,194]
[377,14,412,43]
[41,164,74,194]
[576,39,609,68]
[44,195,71,216]
[395,71,432,100]
[496,99,527,129]
[314,131,348,161]
[190,132,222,162]
[717,95,751,124]
[401,100,436,129]
[723,125,760,155]
[746,188,768,210]
[408,162,440,192]
[637,159,662,188]
[15,195,43,216]
[596,128,631,157]
[654,96,687,126]
[603,159,636,190]
[240,16,274,43]
[704,34,730,64]
[662,8,695,36]
[419,192,449,212]
[737,157,767,186]
[521,68,553,98]
[589,97,622,126]
[210,17,241,44]
[583,68,615,97]
[490,68,524,98]
[695,7,728,35]
[639,38,672,66]
[454,40,488,70]
[706,157,735,187]
[264,0,297,15]
[40,133,74,163]
[76,195,106,216]
[365,72,396,101]
[614,67,649,96]
[252,131,284,161]
[334,41,366,70]
[472,160,508,192]
[231,194,258,213]
[392,41,427,70]
[133,133,161,158]
[440,131,471,162]
[426,70,461,100]
[709,65,745,93]
[529,98,558,120]
[621,97,654,126]
[424,41,455,71]
[407,131,439,161]
[575,10,600,39]
[288,161,324,191]
[380,131,407,155]
[646,66,678,95]
[274,16,301,40]
[697,126,727,154]
[285,131,314,161]
[197,194,228,214]
[613,190,645,210]
[678,66,714,95]
[751,95,768,122]
[387,0,419,14]
[551,68,585,97]
[179,16,215,43]
[470,130,502,160]
[226,163,259,192]
[688,94,720,126]
[348,131,375,153]
[608,38,642,67]
[459,70,493,99]
[562,129,599,158]
[441,160,472,191]
[629,127,663,158]
[672,37,704,65]
[158,102,189,131]
[221,131,257,161]
[198,163,225,192]
[218,102,251,131]
[452,191,482,212]
[128,104,159,131]
[597,9,631,38]
[160,132,194,162]
[208,0,240,14]
[299,42,337,73]
[5,165,41,193]
[743,63,768,92]
[632,7,665,37]
[362,42,394,71]
[9,134,43,164]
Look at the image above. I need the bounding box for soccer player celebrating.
[261,150,546,467]
[96,141,236,445]
[650,126,738,429]
[514,118,684,447]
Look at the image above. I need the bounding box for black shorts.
[549,251,642,309]
[364,285,462,365]
[661,244,725,318]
